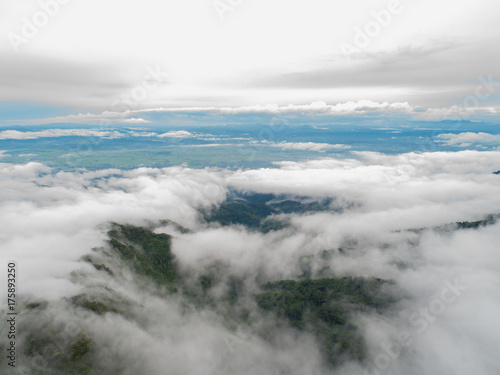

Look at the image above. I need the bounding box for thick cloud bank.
[1,150,500,375]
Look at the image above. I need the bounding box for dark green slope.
[107,223,178,287]
[15,223,396,373]
[255,277,394,364]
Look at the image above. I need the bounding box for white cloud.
[19,111,130,125]
[265,141,351,152]
[158,130,193,138]
[128,131,159,137]
[182,143,239,147]
[416,106,500,121]
[120,117,151,123]
[138,100,413,115]
[0,128,124,140]
[0,128,237,141]
[436,132,500,147]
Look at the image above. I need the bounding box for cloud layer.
[1,1,500,112]
[1,150,500,374]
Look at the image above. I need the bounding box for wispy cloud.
[7,100,416,126]
[157,130,193,138]
[120,117,151,124]
[436,132,500,147]
[138,100,413,115]
[262,141,351,152]
[0,128,124,140]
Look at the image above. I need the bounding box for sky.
[1,0,500,124]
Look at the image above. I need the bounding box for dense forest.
[204,192,335,232]
[7,204,498,374]
[11,221,394,373]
